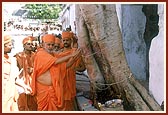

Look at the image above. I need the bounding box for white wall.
[149,4,165,105]
[69,5,76,33]
[116,4,122,31]
[61,4,76,33]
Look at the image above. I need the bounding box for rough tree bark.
[75,4,162,111]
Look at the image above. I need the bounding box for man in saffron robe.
[14,36,37,111]
[3,35,19,112]
[56,31,86,111]
[31,34,81,111]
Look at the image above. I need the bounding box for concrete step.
[76,95,99,111]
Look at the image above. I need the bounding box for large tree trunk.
[75,4,162,111]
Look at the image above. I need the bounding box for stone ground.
[75,72,97,111]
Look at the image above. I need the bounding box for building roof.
[12,9,27,16]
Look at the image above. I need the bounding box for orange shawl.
[14,51,35,87]
[57,48,82,101]
[31,48,66,109]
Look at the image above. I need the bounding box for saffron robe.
[31,48,66,111]
[56,48,82,111]
[3,54,19,112]
[15,51,37,111]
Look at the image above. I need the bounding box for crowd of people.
[3,29,86,112]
